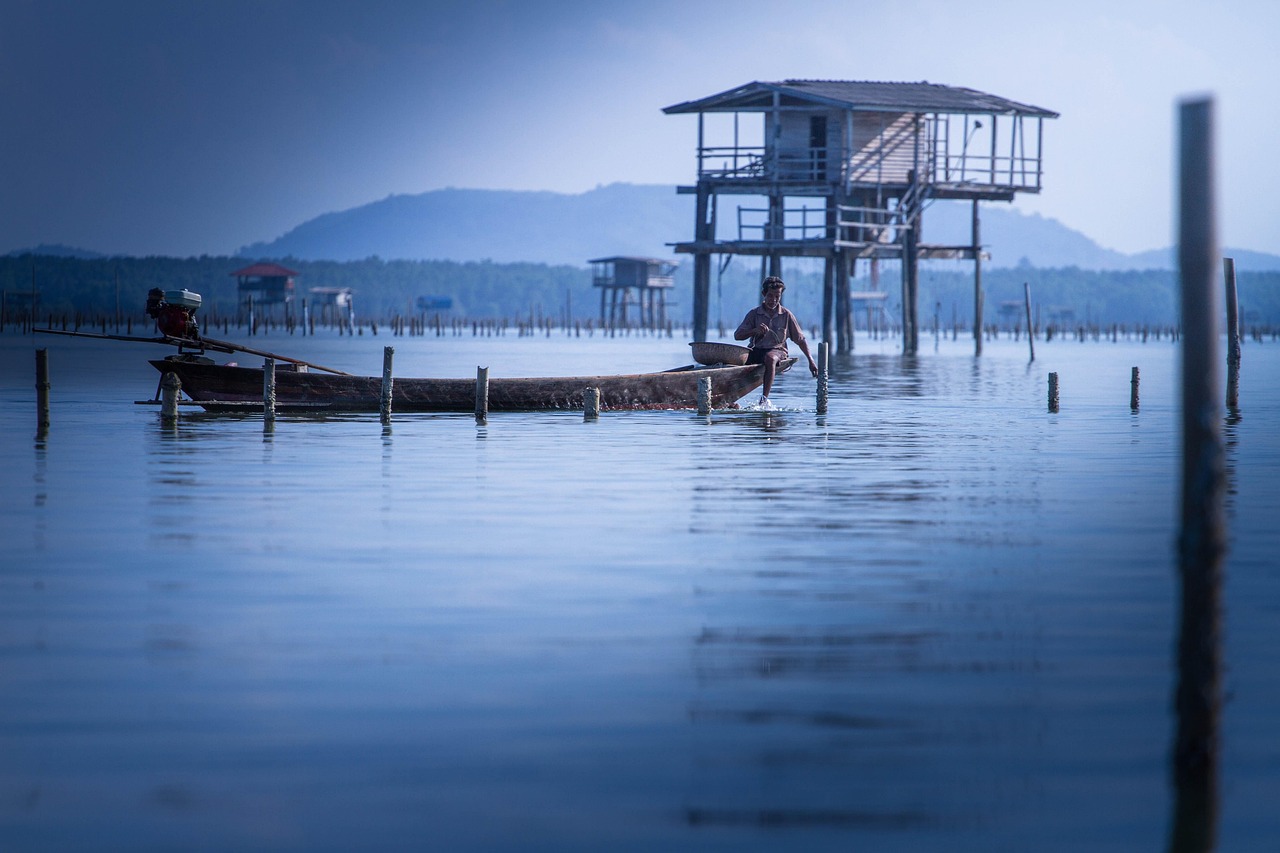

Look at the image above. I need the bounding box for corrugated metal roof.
[231,262,299,278]
[663,79,1058,118]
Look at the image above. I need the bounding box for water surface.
[2,330,1278,850]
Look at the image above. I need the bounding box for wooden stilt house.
[589,256,677,329]
[232,262,297,321]
[663,80,1057,352]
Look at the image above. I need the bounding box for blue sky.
[2,0,1276,257]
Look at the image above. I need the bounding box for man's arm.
[787,312,820,377]
[733,309,758,342]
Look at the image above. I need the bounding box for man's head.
[761,276,785,308]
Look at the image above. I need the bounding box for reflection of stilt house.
[589,256,676,329]
[663,80,1057,352]
[232,262,297,319]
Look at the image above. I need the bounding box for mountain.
[238,184,692,266]
[7,243,108,259]
[239,183,1280,273]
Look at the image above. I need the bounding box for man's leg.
[760,350,782,398]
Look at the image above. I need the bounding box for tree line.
[2,253,1278,328]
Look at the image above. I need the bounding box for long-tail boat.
[38,289,794,412]
[147,354,793,412]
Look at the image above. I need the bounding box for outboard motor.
[145,288,202,339]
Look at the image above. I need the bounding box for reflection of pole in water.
[1169,95,1226,853]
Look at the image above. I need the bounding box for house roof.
[231,262,299,278]
[588,256,677,266]
[663,80,1058,118]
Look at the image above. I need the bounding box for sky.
[2,0,1277,258]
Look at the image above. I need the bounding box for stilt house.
[663,80,1057,352]
[232,262,297,318]
[589,256,677,329]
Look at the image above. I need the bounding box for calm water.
[2,329,1278,851]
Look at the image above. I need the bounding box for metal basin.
[689,341,750,366]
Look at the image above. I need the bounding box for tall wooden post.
[821,253,835,347]
[35,349,50,436]
[836,252,853,353]
[972,200,983,356]
[1223,257,1241,410]
[823,196,837,348]
[1171,95,1224,852]
[692,184,712,342]
[379,347,394,425]
[901,218,919,354]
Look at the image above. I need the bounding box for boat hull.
[149,357,795,413]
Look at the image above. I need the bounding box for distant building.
[232,262,297,314]
[589,256,677,328]
[664,79,1057,351]
[309,286,354,325]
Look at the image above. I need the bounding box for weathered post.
[1047,372,1059,412]
[379,347,394,425]
[816,341,829,415]
[696,376,712,416]
[1223,257,1240,410]
[263,357,276,426]
[475,366,489,424]
[583,387,601,421]
[1024,282,1036,362]
[160,372,181,422]
[35,348,50,436]
[1131,366,1141,411]
[1170,95,1225,852]
[973,200,983,357]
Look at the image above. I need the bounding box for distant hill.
[6,244,108,260]
[238,183,1280,272]
[238,184,692,266]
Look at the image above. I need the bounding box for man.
[733,275,819,407]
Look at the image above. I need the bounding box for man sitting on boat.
[734,276,819,407]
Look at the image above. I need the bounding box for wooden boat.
[149,355,795,413]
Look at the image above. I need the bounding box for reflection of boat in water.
[148,355,795,413]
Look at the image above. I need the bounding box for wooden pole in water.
[35,348,50,435]
[1047,372,1059,412]
[972,200,983,357]
[1024,282,1036,362]
[379,347,394,424]
[160,372,181,422]
[1223,257,1240,410]
[697,376,712,415]
[1171,95,1224,851]
[475,366,489,424]
[263,358,276,425]
[1131,366,1141,411]
[816,341,829,414]
[583,387,600,421]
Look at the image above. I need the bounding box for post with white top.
[696,376,712,416]
[816,341,829,415]
[583,387,601,421]
[379,347,394,425]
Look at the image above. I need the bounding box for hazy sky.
[3,0,1276,258]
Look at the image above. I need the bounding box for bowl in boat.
[689,341,750,366]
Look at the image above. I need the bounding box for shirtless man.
[733,276,819,406]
